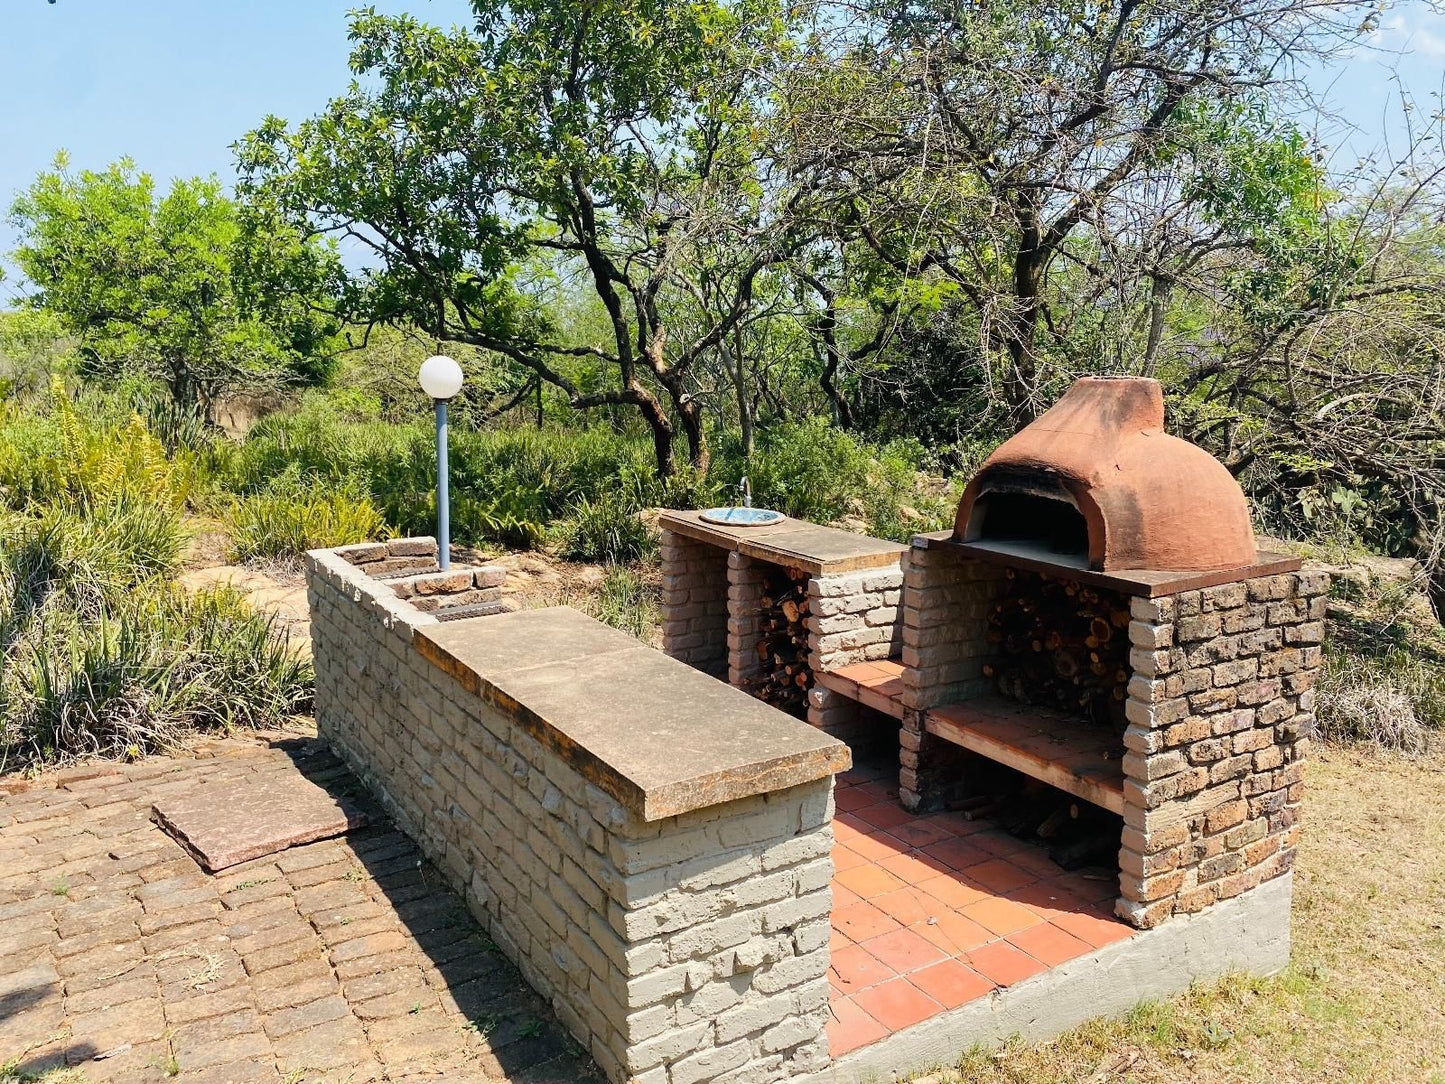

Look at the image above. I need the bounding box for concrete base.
[806,874,1293,1084]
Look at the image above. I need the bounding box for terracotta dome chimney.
[954,377,1257,572]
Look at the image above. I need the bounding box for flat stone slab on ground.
[152,770,369,872]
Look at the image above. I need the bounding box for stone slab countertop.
[413,607,852,821]
[911,531,1302,598]
[659,509,906,574]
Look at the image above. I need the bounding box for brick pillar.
[660,530,729,679]
[726,552,768,689]
[897,544,1005,812]
[1116,570,1327,928]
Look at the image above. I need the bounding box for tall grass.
[0,392,312,769]
[225,477,388,562]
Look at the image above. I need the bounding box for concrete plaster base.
[807,873,1293,1084]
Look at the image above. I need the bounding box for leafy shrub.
[7,499,188,614]
[6,587,312,766]
[712,418,959,541]
[1,502,309,769]
[566,565,660,641]
[556,492,656,563]
[0,380,210,512]
[225,479,388,562]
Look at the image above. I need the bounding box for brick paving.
[826,761,1135,1057]
[0,739,602,1083]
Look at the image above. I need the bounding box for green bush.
[566,565,660,641]
[712,418,959,542]
[225,479,388,562]
[556,492,657,564]
[1,501,309,769]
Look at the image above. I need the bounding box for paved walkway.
[0,740,601,1083]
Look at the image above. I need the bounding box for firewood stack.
[749,563,812,718]
[982,568,1132,727]
[953,777,1123,871]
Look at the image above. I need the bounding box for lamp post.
[418,354,465,570]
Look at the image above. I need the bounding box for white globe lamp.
[418,355,465,569]
[418,354,465,400]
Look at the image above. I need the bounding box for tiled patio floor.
[826,762,1135,1057]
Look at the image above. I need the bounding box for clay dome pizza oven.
[955,376,1257,572]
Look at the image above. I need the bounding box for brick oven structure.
[659,376,1325,1075]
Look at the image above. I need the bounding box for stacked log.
[749,563,812,717]
[954,777,1123,872]
[982,568,1131,726]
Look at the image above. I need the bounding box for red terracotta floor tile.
[917,872,988,909]
[828,997,889,1057]
[853,802,917,832]
[884,818,956,849]
[869,886,939,927]
[1053,909,1135,949]
[832,884,864,910]
[1007,921,1094,967]
[969,828,1030,856]
[963,859,1036,894]
[922,836,993,871]
[832,844,870,872]
[833,813,874,841]
[861,927,949,974]
[835,863,909,900]
[830,928,853,952]
[1010,880,1094,921]
[908,959,996,1009]
[927,910,996,954]
[877,849,949,883]
[850,977,943,1032]
[929,811,984,836]
[834,786,875,813]
[850,781,896,806]
[847,830,909,863]
[965,940,1047,987]
[833,900,902,942]
[829,942,898,994]
[1009,847,1068,881]
[962,896,1044,937]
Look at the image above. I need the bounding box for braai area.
[303,378,1327,1084]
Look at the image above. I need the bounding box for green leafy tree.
[9,154,341,412]
[779,0,1387,424]
[237,0,804,476]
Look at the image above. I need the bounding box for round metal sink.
[699,507,786,527]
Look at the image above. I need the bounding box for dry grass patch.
[937,746,1445,1084]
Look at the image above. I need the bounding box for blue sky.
[1,0,1442,297]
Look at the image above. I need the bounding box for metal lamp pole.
[418,355,465,571]
[434,396,451,570]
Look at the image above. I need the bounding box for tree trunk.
[631,386,676,478]
[678,398,710,475]
[733,326,754,462]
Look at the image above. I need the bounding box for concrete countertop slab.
[414,607,851,821]
[910,532,1302,598]
[659,509,906,574]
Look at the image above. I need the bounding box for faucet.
[738,476,752,509]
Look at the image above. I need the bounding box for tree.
[236,0,806,476]
[9,155,340,412]
[778,0,1391,424]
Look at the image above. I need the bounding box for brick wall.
[661,531,730,679]
[1117,570,1326,927]
[897,545,1005,811]
[308,548,835,1084]
[333,538,506,615]
[727,552,769,689]
[805,566,904,674]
